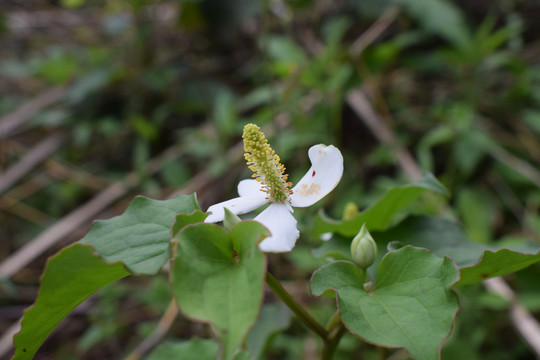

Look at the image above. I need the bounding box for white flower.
[205,143,343,252]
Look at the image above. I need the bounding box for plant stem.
[321,321,347,360]
[325,311,342,333]
[265,272,328,340]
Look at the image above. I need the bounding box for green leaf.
[171,221,269,360]
[145,338,219,360]
[172,210,208,236]
[60,0,84,8]
[246,303,292,359]
[459,249,540,286]
[311,247,459,360]
[213,89,237,137]
[80,194,200,275]
[395,0,469,47]
[457,188,494,243]
[13,244,130,360]
[314,174,448,237]
[375,216,540,285]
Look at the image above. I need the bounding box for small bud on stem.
[350,224,377,269]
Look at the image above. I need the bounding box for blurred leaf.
[61,0,85,8]
[417,125,454,171]
[34,51,78,84]
[171,221,269,360]
[396,0,469,47]
[314,174,448,236]
[80,194,201,274]
[213,89,237,137]
[374,216,540,285]
[452,130,493,178]
[73,122,93,146]
[523,109,540,134]
[68,69,112,103]
[347,0,392,17]
[237,86,276,111]
[1,60,32,78]
[246,303,292,359]
[133,138,151,175]
[133,275,175,313]
[321,16,351,45]
[160,160,191,187]
[145,339,219,360]
[32,109,70,127]
[77,320,117,352]
[131,114,159,141]
[311,247,459,360]
[326,64,353,93]
[264,36,307,76]
[459,249,540,286]
[526,212,540,236]
[457,188,493,243]
[143,67,178,91]
[12,244,130,360]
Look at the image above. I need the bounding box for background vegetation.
[1,0,540,358]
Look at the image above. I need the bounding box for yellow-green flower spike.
[243,124,292,203]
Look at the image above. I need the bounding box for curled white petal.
[238,179,265,197]
[205,196,267,223]
[255,203,299,252]
[290,144,343,208]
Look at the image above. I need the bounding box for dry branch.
[0,133,65,194]
[0,87,66,139]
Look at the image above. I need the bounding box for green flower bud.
[350,224,377,269]
[342,202,359,221]
[223,207,241,230]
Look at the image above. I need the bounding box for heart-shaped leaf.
[12,244,130,360]
[170,221,269,360]
[80,194,200,274]
[311,246,459,360]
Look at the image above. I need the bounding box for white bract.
[205,144,343,252]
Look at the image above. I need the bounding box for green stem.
[325,311,342,333]
[321,321,347,360]
[265,272,328,340]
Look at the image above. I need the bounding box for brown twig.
[346,88,423,181]
[350,6,400,58]
[124,300,179,360]
[489,145,540,190]
[0,321,21,359]
[0,87,66,139]
[0,194,55,225]
[484,278,540,355]
[0,133,65,194]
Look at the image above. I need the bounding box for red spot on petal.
[312,170,316,177]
